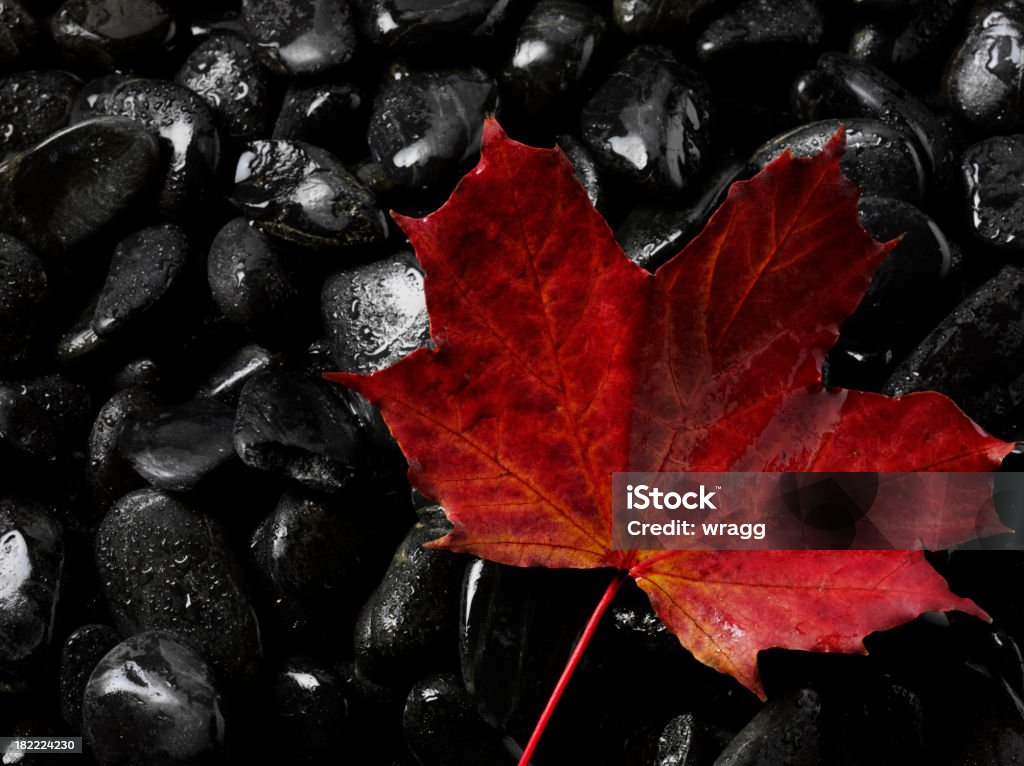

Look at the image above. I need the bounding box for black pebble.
[367,67,497,192]
[241,0,356,77]
[93,223,189,338]
[88,386,160,508]
[961,134,1024,255]
[0,374,91,459]
[50,0,175,71]
[94,490,263,685]
[82,630,225,765]
[231,140,386,248]
[195,343,282,403]
[715,687,823,765]
[321,250,429,374]
[0,70,82,155]
[581,45,713,198]
[351,0,498,51]
[273,82,363,160]
[654,713,723,765]
[696,0,824,69]
[58,623,120,732]
[266,657,351,764]
[0,1,37,65]
[175,34,269,140]
[0,117,160,254]
[118,398,237,492]
[233,370,366,492]
[0,233,47,365]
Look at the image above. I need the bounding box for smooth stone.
[118,398,237,492]
[94,490,262,685]
[558,134,603,210]
[615,155,745,271]
[110,357,162,392]
[354,508,464,686]
[267,658,350,764]
[87,79,220,221]
[791,52,956,188]
[195,343,281,403]
[612,0,693,38]
[821,338,894,393]
[0,118,160,254]
[241,0,356,76]
[0,1,37,64]
[233,370,365,492]
[0,375,91,459]
[82,631,225,765]
[68,73,132,122]
[961,134,1024,254]
[207,217,304,334]
[501,0,606,117]
[351,0,498,50]
[945,3,1024,135]
[0,233,47,365]
[175,34,269,140]
[715,688,823,765]
[50,0,175,70]
[580,45,713,198]
[883,265,1024,439]
[0,498,62,665]
[93,224,189,338]
[230,140,386,248]
[748,118,927,206]
[848,23,897,70]
[842,196,956,349]
[403,673,512,766]
[56,294,111,366]
[367,67,497,192]
[321,251,429,374]
[0,71,82,154]
[273,83,363,159]
[58,624,120,732]
[88,387,160,509]
[696,0,824,68]
[887,0,972,71]
[654,713,722,766]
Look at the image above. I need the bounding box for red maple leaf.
[329,119,1012,759]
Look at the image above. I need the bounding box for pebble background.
[1,0,1024,764]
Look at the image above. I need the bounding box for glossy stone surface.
[0,233,47,365]
[88,387,159,508]
[82,631,225,765]
[195,343,281,403]
[715,688,823,765]
[86,79,220,221]
[175,34,269,140]
[50,0,175,71]
[321,251,429,374]
[749,118,927,206]
[0,71,81,155]
[0,375,91,459]
[961,134,1024,254]
[403,673,512,766]
[354,508,464,685]
[558,133,603,209]
[884,265,1024,439]
[0,118,160,254]
[944,2,1024,135]
[267,658,350,764]
[58,623,120,732]
[351,0,498,50]
[233,370,365,492]
[501,1,606,117]
[696,0,824,68]
[95,490,262,685]
[0,498,62,665]
[207,217,303,334]
[581,45,713,198]
[367,67,497,192]
[118,398,237,492]
[611,0,692,38]
[93,224,189,338]
[241,0,356,77]
[231,140,386,248]
[273,82,363,159]
[653,713,723,766]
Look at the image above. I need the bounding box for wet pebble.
[367,67,497,192]
[241,0,356,77]
[558,133,603,209]
[82,630,225,765]
[94,490,262,685]
[0,1,37,65]
[88,387,160,508]
[118,398,237,492]
[501,0,607,119]
[175,34,269,140]
[231,140,386,248]
[715,688,823,765]
[58,623,120,732]
[351,0,499,51]
[93,224,189,338]
[580,45,713,198]
[696,0,824,69]
[266,657,350,764]
[0,233,47,366]
[233,370,365,492]
[654,713,723,766]
[0,71,81,155]
[321,250,429,374]
[273,82,363,159]
[611,0,691,39]
[0,117,160,254]
[50,0,175,71]
[195,343,282,403]
[961,134,1024,255]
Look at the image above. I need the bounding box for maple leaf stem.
[516,570,628,766]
